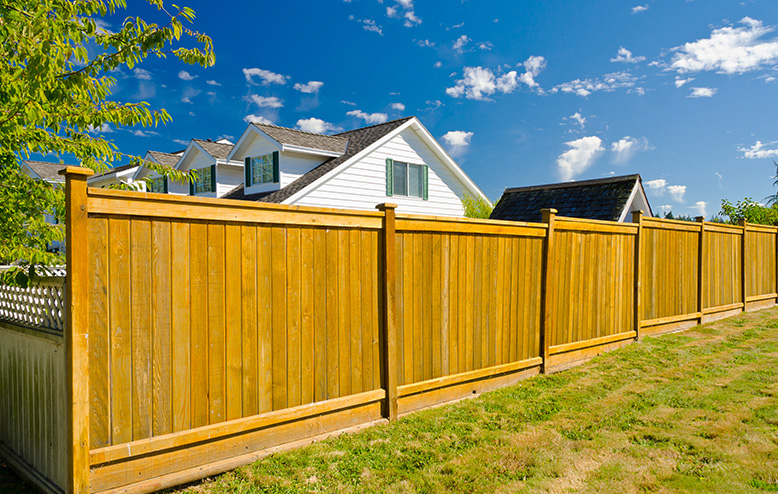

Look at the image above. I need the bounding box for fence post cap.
[540,208,558,214]
[58,166,94,177]
[695,216,705,222]
[738,219,747,226]
[376,203,398,211]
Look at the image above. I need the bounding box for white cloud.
[417,39,435,48]
[478,41,494,51]
[243,68,288,85]
[565,112,586,129]
[296,118,342,134]
[397,0,413,8]
[766,76,776,83]
[341,100,357,106]
[611,136,652,164]
[132,129,158,137]
[391,102,406,111]
[133,68,152,80]
[551,71,638,97]
[243,114,274,125]
[667,185,687,202]
[386,6,397,17]
[173,139,189,146]
[446,57,545,101]
[557,136,605,181]
[404,11,422,27]
[674,77,694,87]
[350,16,383,35]
[425,100,443,110]
[347,110,388,124]
[181,87,201,104]
[453,35,470,53]
[441,130,473,158]
[669,17,778,74]
[293,81,324,94]
[447,22,464,30]
[206,80,221,86]
[688,87,716,98]
[178,70,196,81]
[87,123,113,134]
[434,61,442,68]
[690,201,707,217]
[519,55,547,88]
[738,140,778,159]
[659,204,673,215]
[645,179,667,191]
[93,18,113,34]
[610,47,646,64]
[250,95,283,108]
[631,4,648,14]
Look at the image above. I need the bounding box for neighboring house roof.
[490,174,651,223]
[192,139,234,160]
[224,117,414,203]
[89,163,138,180]
[146,151,180,168]
[22,160,67,181]
[251,123,349,154]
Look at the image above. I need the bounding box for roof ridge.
[251,122,348,140]
[334,116,415,137]
[192,138,234,146]
[505,174,641,193]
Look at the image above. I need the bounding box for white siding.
[288,127,468,217]
[237,132,278,196]
[217,164,243,198]
[281,151,322,187]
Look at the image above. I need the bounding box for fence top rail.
[703,222,744,234]
[395,214,547,237]
[642,217,701,233]
[554,215,638,234]
[746,223,778,233]
[87,187,384,229]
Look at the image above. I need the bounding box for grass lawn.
[4,307,778,493]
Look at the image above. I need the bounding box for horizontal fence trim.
[0,319,64,342]
[395,218,547,237]
[89,389,385,466]
[396,357,543,398]
[642,218,701,233]
[554,221,638,234]
[87,190,383,229]
[704,222,745,234]
[395,212,545,229]
[745,224,778,233]
[549,331,637,356]
[640,312,701,328]
[702,302,745,315]
[746,293,778,303]
[555,215,639,228]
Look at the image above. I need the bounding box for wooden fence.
[1,167,777,494]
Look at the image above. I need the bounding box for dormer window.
[190,165,216,195]
[385,158,428,200]
[245,151,279,187]
[147,176,167,193]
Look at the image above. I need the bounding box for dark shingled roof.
[252,123,349,154]
[146,151,180,168]
[490,174,641,223]
[23,160,68,181]
[193,139,234,160]
[224,117,414,203]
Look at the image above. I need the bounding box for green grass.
[4,308,778,493]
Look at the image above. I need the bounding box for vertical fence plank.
[301,228,315,406]
[207,224,225,425]
[257,227,273,413]
[88,217,110,448]
[131,219,152,440]
[152,221,172,436]
[348,229,362,395]
[240,225,257,417]
[171,222,191,432]
[313,229,327,402]
[377,204,397,420]
[632,211,643,340]
[109,218,132,445]
[271,227,288,410]
[540,209,556,373]
[740,220,747,308]
[287,227,302,408]
[224,224,242,421]
[189,222,209,428]
[325,229,339,400]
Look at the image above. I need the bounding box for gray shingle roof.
[193,139,234,160]
[224,117,414,204]
[252,123,348,154]
[89,163,138,180]
[23,160,68,181]
[490,174,641,223]
[146,151,180,168]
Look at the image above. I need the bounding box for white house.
[222,116,488,216]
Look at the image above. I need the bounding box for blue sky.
[95,0,778,218]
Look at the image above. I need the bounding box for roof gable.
[490,174,645,223]
[22,160,67,181]
[252,123,348,154]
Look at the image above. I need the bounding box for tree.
[719,198,778,225]
[0,0,213,284]
[461,194,494,219]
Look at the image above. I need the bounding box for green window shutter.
[272,151,280,183]
[422,164,429,200]
[244,157,252,187]
[189,174,195,195]
[210,164,216,193]
[163,177,168,194]
[386,158,394,196]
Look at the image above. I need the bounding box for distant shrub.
[462,194,494,219]
[719,198,778,225]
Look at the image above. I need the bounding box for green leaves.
[719,198,778,225]
[0,0,214,279]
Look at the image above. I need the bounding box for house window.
[386,158,428,199]
[244,151,279,187]
[190,165,216,195]
[147,176,166,193]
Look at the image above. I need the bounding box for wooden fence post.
[739,219,747,312]
[632,210,643,341]
[540,208,557,374]
[696,217,705,323]
[377,203,398,421]
[59,166,93,494]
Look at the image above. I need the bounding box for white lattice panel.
[0,278,66,332]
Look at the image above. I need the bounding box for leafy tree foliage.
[0,0,213,282]
[462,194,494,219]
[719,198,778,225]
